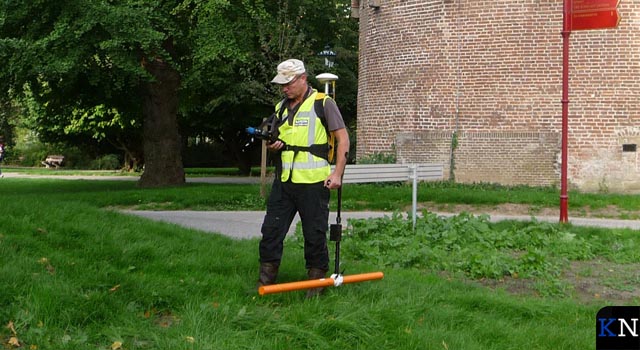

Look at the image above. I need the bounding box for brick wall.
[356,0,640,192]
[396,131,453,177]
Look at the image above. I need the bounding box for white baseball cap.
[271,59,306,84]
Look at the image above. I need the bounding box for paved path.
[122,210,640,240]
[5,171,640,238]
[121,210,391,239]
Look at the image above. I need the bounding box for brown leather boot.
[257,262,279,289]
[305,268,328,298]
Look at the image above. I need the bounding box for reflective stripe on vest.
[277,91,330,183]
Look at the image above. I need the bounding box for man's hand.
[324,173,342,189]
[266,140,284,151]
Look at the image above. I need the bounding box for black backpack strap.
[283,144,329,160]
[314,93,328,132]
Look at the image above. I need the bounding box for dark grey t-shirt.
[323,97,346,132]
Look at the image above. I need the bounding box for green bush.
[355,143,397,164]
[90,154,121,170]
[10,143,99,169]
[357,151,396,164]
[11,142,49,167]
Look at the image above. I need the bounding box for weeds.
[342,210,611,296]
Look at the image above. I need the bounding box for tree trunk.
[109,137,143,172]
[226,137,252,176]
[138,57,185,188]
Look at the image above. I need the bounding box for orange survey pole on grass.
[259,272,384,296]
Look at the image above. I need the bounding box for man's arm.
[325,127,349,189]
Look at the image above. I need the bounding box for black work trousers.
[259,179,330,271]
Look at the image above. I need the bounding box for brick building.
[352,0,640,192]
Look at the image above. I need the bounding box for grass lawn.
[0,178,638,349]
[1,166,268,178]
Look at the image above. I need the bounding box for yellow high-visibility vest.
[276,90,330,183]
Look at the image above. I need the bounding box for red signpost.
[559,0,620,223]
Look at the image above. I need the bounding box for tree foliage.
[0,0,359,181]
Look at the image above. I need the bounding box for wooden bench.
[333,163,445,228]
[42,155,65,168]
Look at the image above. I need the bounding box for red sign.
[573,0,618,12]
[572,9,620,30]
[571,0,620,30]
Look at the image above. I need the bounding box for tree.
[1,0,195,186]
[0,0,359,183]
[0,96,18,149]
[182,0,360,171]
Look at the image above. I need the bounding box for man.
[257,59,349,297]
